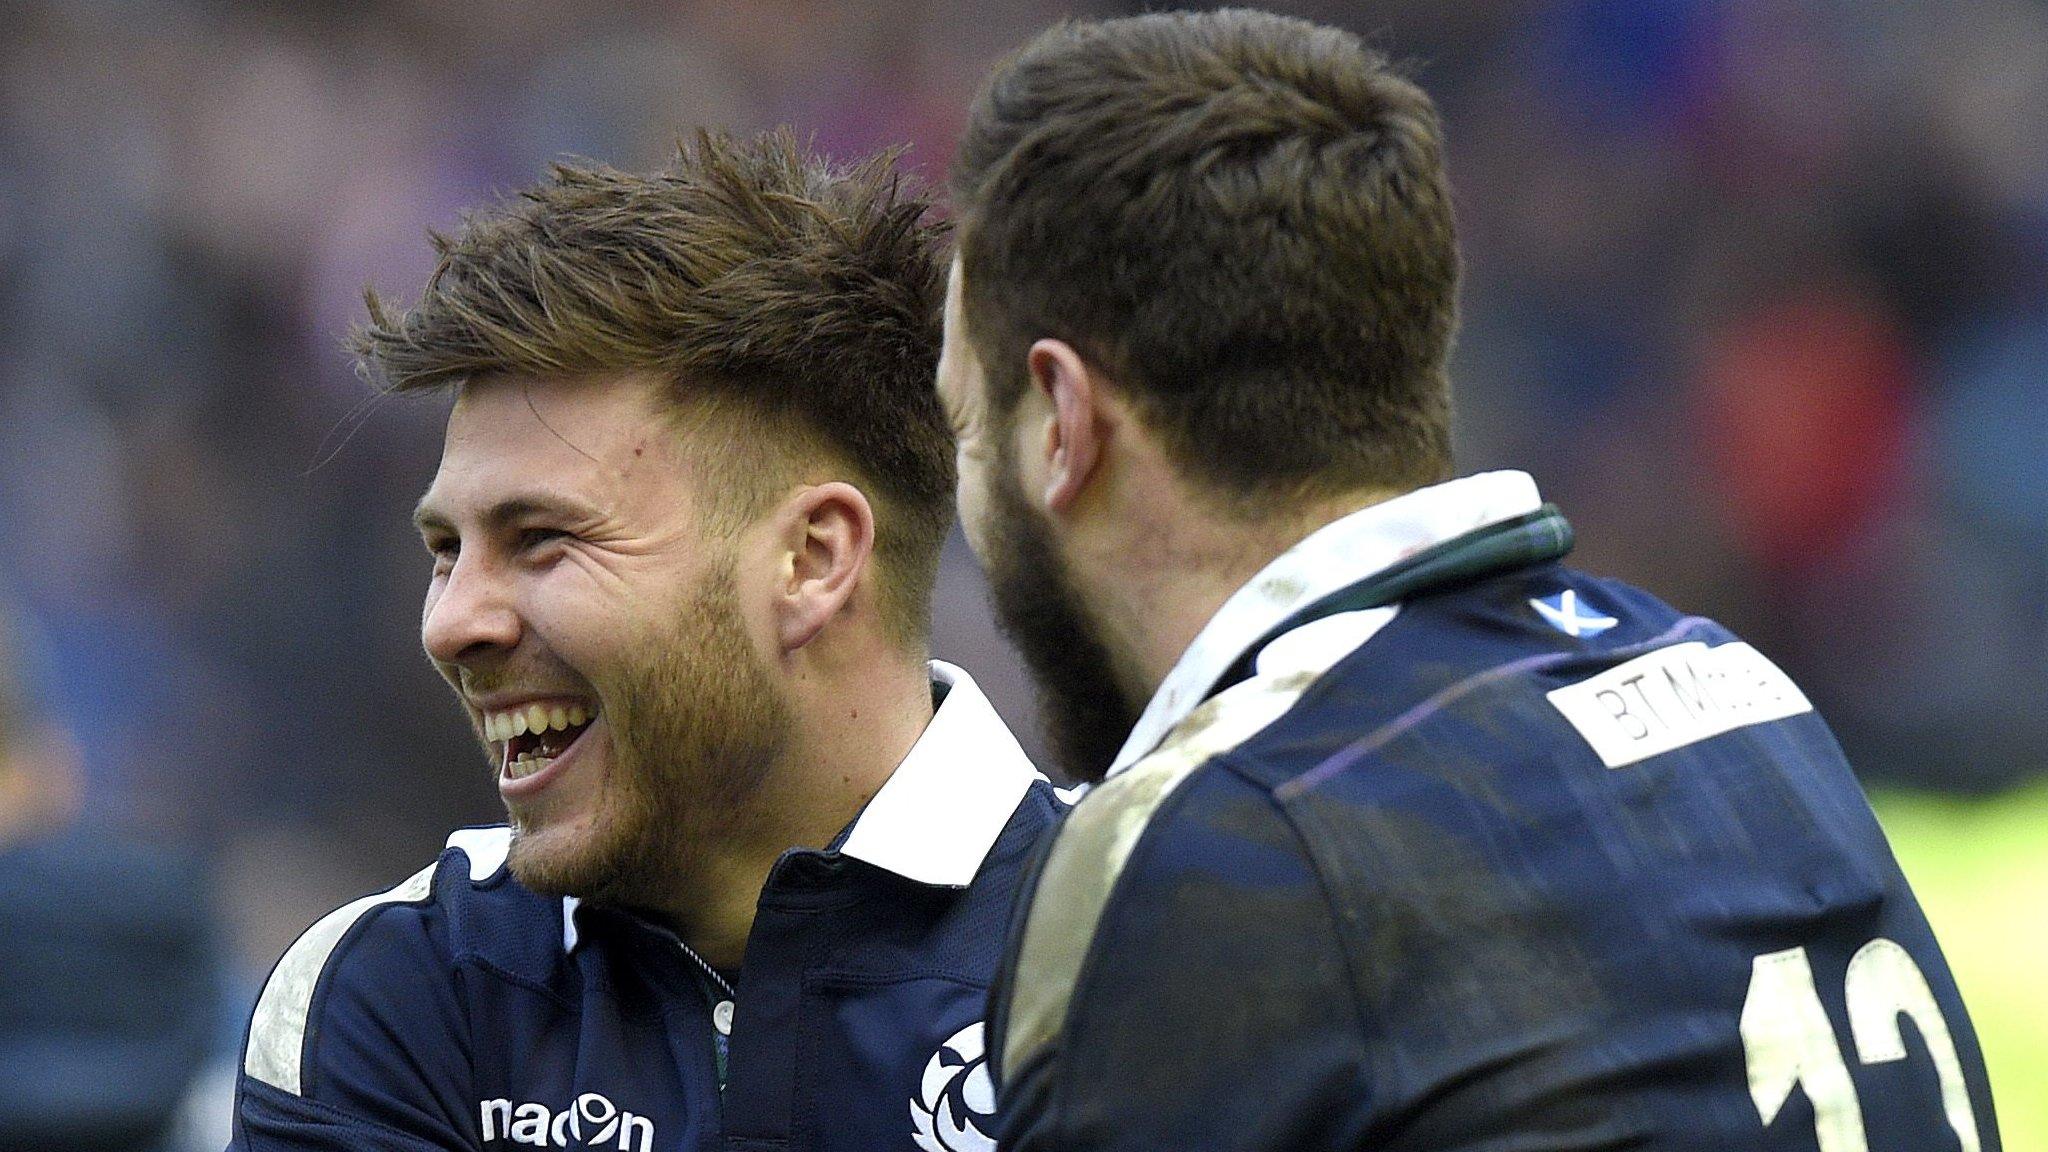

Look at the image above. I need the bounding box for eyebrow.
[411,493,602,537]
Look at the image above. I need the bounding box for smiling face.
[414,372,791,905]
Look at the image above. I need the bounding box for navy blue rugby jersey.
[233,663,1063,1152]
[992,472,1998,1152]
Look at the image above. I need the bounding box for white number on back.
[1739,939,1982,1152]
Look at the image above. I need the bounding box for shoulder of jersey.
[240,826,559,1096]
[999,610,1384,1077]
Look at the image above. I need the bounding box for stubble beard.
[507,559,791,908]
[982,462,1143,784]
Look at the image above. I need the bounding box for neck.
[1080,486,1400,704]
[655,646,934,969]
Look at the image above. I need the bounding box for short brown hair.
[354,129,954,642]
[952,9,1458,508]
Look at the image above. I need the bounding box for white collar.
[834,660,1043,887]
[1107,470,1545,777]
[564,660,1040,950]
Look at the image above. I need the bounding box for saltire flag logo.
[1531,589,1618,638]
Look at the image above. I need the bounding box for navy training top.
[234,664,1062,1152]
[992,474,1999,1152]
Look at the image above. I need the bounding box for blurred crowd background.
[0,0,2041,1147]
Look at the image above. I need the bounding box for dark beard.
[509,558,790,907]
[982,465,1143,784]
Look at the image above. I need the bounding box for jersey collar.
[834,660,1042,887]
[1106,470,1546,778]
[564,661,1039,950]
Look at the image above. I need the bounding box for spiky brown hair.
[354,129,954,642]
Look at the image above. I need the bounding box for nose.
[422,553,522,668]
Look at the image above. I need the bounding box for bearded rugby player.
[230,131,1057,1152]
[942,11,1999,1151]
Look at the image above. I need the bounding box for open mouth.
[483,702,595,781]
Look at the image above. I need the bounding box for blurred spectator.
[0,612,224,1151]
[1692,287,1914,579]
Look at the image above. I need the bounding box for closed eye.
[423,534,458,576]
[517,527,570,553]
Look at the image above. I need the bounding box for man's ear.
[1025,338,1113,513]
[772,481,876,653]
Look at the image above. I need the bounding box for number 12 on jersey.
[1740,939,1985,1151]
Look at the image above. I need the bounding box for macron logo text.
[480,1092,654,1152]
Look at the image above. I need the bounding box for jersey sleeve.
[230,857,480,1152]
[994,758,1375,1151]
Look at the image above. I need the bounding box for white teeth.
[504,751,553,781]
[482,702,594,743]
